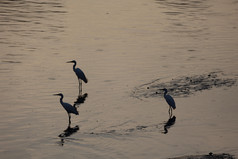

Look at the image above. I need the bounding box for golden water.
[0,0,238,158]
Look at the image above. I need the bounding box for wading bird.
[161,88,176,116]
[54,93,79,124]
[67,60,88,94]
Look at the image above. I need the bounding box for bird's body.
[54,93,78,124]
[67,60,88,83]
[74,67,88,83]
[162,88,176,116]
[60,100,79,115]
[164,94,176,110]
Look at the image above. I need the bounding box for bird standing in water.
[54,93,79,124]
[161,88,176,116]
[67,60,88,95]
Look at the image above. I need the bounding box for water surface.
[0,0,238,158]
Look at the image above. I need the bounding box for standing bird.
[67,60,88,95]
[161,88,176,116]
[54,93,79,125]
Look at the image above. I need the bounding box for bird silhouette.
[54,93,79,124]
[161,88,176,116]
[67,60,88,95]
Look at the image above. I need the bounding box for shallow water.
[0,0,238,158]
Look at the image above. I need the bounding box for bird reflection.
[74,93,88,107]
[58,123,79,146]
[163,115,176,134]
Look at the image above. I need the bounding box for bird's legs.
[168,107,172,118]
[68,113,71,125]
[78,79,82,96]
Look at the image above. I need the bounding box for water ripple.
[0,0,67,47]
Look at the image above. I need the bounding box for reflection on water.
[163,115,176,134]
[0,0,66,47]
[58,124,79,146]
[155,0,210,12]
[155,0,210,38]
[74,93,88,107]
[1,0,238,158]
[56,88,87,144]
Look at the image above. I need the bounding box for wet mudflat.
[132,71,237,99]
[169,153,235,159]
[0,0,238,159]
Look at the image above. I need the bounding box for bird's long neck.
[59,95,64,105]
[72,62,77,71]
[164,91,167,97]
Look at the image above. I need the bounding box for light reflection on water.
[0,0,66,46]
[155,0,210,38]
[0,0,238,158]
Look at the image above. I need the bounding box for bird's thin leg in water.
[168,107,172,117]
[68,113,71,125]
[78,80,82,96]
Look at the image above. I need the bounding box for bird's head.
[67,60,76,64]
[160,88,168,93]
[53,93,63,97]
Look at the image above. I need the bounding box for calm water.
[1,0,238,158]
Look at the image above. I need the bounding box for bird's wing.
[62,102,79,115]
[75,68,88,83]
[165,95,176,109]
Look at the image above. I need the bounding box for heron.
[67,60,88,94]
[54,93,79,124]
[161,88,176,116]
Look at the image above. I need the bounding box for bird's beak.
[66,60,74,63]
[53,93,60,96]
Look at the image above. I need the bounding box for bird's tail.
[84,78,88,83]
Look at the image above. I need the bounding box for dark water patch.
[2,60,21,63]
[169,153,235,159]
[96,49,104,52]
[155,0,208,10]
[131,71,237,99]
[163,11,183,15]
[136,125,148,130]
[6,53,25,56]
[48,77,56,80]
[0,68,10,73]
